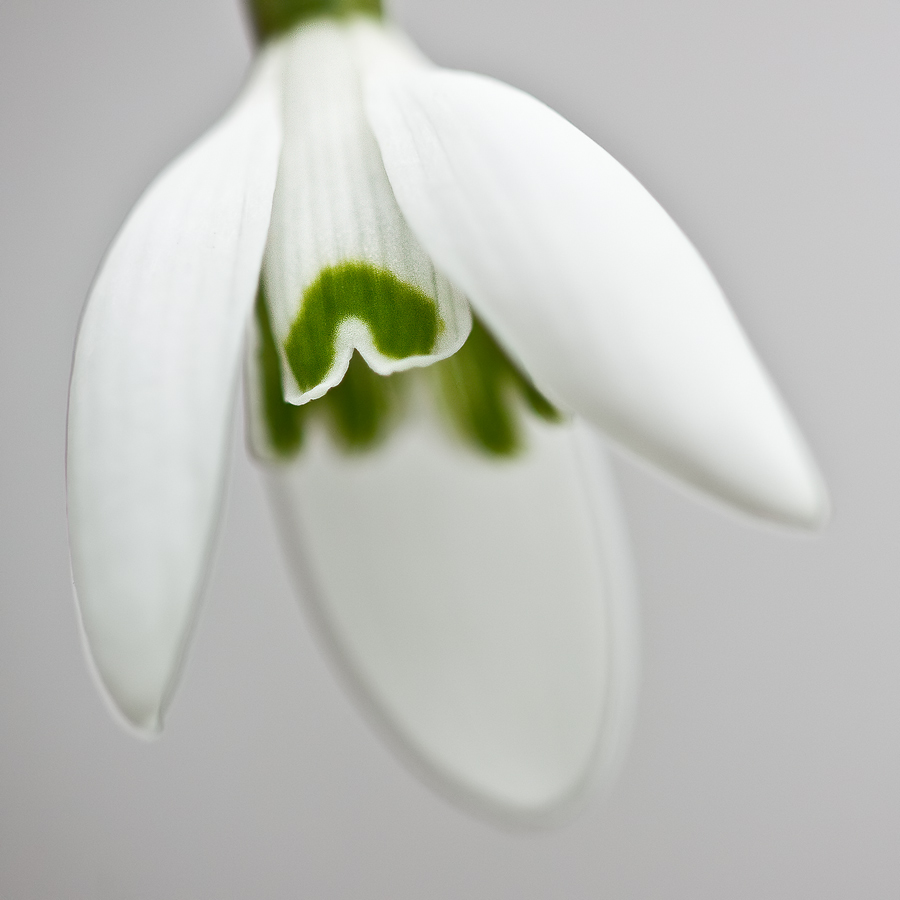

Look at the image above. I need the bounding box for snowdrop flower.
[66,0,828,824]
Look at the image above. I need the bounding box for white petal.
[244,305,280,464]
[365,70,828,528]
[263,20,470,405]
[267,415,639,823]
[66,49,283,733]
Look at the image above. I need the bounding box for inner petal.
[263,18,470,404]
[247,279,562,462]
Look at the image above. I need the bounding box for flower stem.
[247,0,382,41]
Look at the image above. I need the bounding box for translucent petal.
[366,70,829,528]
[263,20,470,405]
[266,415,639,823]
[66,50,283,733]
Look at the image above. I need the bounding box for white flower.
[66,7,828,824]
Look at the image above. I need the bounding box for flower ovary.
[247,0,382,41]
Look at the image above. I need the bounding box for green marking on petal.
[247,0,381,41]
[256,273,559,461]
[255,283,306,457]
[284,262,441,394]
[324,350,405,451]
[432,317,562,456]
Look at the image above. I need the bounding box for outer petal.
[365,70,828,528]
[267,416,639,824]
[66,50,283,733]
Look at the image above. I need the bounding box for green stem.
[247,0,382,41]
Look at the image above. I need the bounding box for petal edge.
[267,416,639,824]
[66,50,283,732]
[366,69,829,528]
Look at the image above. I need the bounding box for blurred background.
[1,0,898,896]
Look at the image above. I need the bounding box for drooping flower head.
[66,0,828,824]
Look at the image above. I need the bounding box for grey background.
[1,0,898,896]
